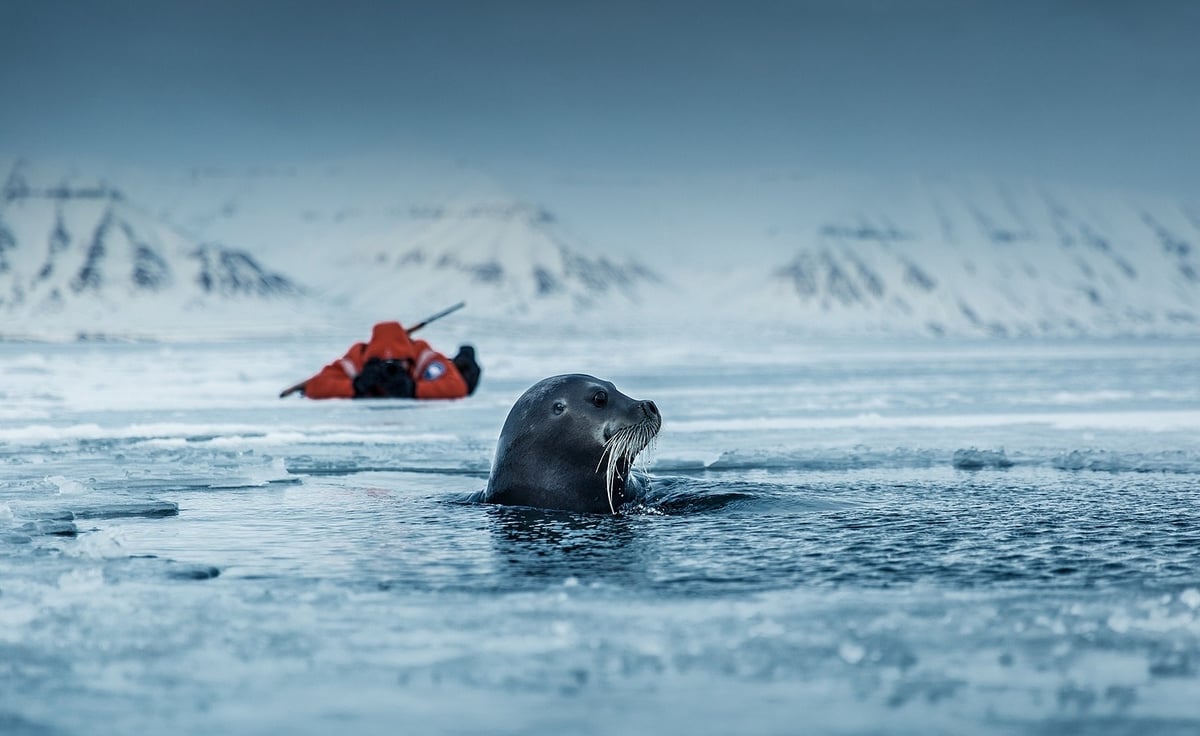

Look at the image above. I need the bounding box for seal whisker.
[600,428,627,513]
[601,428,629,514]
[596,418,660,513]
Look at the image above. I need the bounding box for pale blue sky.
[2,0,1198,193]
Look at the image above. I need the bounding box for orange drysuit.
[302,322,469,400]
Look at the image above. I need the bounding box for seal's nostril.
[642,400,659,417]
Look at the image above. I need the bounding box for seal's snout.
[638,400,662,436]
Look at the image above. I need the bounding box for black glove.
[452,345,482,395]
[353,359,415,398]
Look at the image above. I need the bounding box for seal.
[482,374,661,514]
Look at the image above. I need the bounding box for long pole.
[278,302,466,398]
[406,301,465,332]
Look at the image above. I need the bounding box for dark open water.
[2,337,1199,734]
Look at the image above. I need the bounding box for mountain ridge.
[341,200,662,317]
[0,164,308,339]
[4,161,1200,340]
[739,180,1200,337]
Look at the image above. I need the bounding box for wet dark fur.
[480,374,661,514]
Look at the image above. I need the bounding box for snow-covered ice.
[2,333,1200,734]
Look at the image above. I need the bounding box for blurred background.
[5,6,1200,734]
[2,0,1199,340]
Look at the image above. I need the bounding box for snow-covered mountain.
[5,160,1200,340]
[743,180,1200,337]
[85,160,663,320]
[0,161,662,337]
[343,202,661,317]
[0,164,309,339]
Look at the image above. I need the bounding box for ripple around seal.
[636,476,851,514]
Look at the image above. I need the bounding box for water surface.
[2,338,1199,734]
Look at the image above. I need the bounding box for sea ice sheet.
[2,336,1199,735]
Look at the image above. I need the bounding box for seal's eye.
[553,401,566,415]
[592,390,608,408]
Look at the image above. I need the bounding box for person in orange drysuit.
[301,321,481,400]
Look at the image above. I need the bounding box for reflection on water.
[484,506,640,586]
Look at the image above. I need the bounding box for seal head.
[484,374,661,514]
